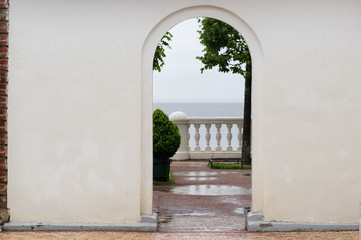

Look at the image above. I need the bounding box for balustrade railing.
[169,111,243,160]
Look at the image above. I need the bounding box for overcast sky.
[153,18,245,103]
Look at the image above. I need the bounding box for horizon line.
[153,101,244,103]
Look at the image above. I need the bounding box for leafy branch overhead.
[153,32,173,72]
[196,18,251,78]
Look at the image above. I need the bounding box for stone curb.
[2,213,157,232]
[247,212,359,232]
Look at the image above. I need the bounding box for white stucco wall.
[8,0,361,224]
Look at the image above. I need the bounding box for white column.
[215,124,222,151]
[359,200,361,240]
[237,123,243,151]
[205,124,212,152]
[226,123,233,151]
[169,112,190,160]
[194,124,201,151]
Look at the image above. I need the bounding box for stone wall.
[6,0,361,225]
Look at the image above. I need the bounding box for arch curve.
[140,5,265,215]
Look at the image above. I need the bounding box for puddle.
[186,177,217,181]
[174,211,215,217]
[243,173,251,176]
[173,171,218,177]
[234,208,245,214]
[159,215,173,223]
[173,171,234,177]
[234,206,251,214]
[222,197,242,205]
[166,185,252,196]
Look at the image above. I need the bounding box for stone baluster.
[194,124,201,151]
[205,124,212,151]
[188,131,191,151]
[169,112,190,160]
[226,123,233,151]
[237,123,243,151]
[215,124,222,151]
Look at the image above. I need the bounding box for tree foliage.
[197,18,252,164]
[153,32,173,72]
[197,18,251,77]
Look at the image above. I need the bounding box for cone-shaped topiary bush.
[153,109,181,159]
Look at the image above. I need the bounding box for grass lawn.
[208,162,252,169]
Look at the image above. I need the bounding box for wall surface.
[8,0,361,224]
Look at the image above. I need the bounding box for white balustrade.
[215,124,222,151]
[226,123,233,151]
[205,124,212,152]
[194,124,201,152]
[169,111,244,160]
[237,123,243,151]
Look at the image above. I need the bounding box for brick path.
[154,161,251,232]
[0,231,358,239]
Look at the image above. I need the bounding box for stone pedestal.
[169,112,190,160]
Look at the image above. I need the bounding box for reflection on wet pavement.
[173,171,236,176]
[174,211,215,217]
[166,185,251,196]
[222,197,242,205]
[234,208,245,214]
[186,177,217,181]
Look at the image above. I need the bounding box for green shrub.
[153,109,181,159]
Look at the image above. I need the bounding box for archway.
[140,5,265,218]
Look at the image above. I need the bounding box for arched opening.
[152,18,248,230]
[141,6,265,227]
[153,17,246,158]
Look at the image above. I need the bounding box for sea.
[153,102,244,150]
[153,102,244,117]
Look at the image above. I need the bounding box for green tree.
[153,32,173,72]
[197,18,252,165]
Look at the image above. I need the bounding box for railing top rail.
[188,117,243,120]
[188,117,243,125]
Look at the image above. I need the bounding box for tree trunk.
[241,63,252,165]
